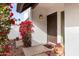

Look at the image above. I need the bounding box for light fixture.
[39,14,43,19]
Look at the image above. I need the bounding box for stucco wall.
[32,6,48,46]
[65,4,79,56]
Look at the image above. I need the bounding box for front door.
[47,12,57,43]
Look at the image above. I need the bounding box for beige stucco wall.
[32,6,48,46]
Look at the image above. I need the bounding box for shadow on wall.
[32,23,47,46]
[32,20,47,34]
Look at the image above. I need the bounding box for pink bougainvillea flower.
[10,3,13,8]
[10,12,14,17]
[19,20,33,38]
[11,19,15,25]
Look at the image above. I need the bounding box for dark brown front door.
[47,12,57,43]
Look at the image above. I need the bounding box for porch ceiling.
[36,3,64,10]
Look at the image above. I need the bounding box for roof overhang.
[17,3,38,13]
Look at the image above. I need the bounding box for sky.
[11,3,24,24]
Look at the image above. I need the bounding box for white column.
[57,12,62,43]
